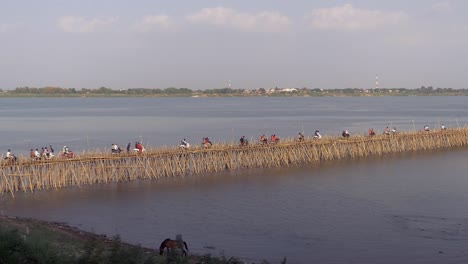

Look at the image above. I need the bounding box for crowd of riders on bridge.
[3,145,72,164]
[111,142,145,154]
[177,123,448,150]
[28,145,74,160]
[3,141,147,164]
[2,124,449,163]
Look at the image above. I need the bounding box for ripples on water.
[1,97,468,263]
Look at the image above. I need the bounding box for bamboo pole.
[1,128,468,195]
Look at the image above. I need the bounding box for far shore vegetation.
[0,86,467,97]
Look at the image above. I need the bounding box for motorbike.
[180,143,190,149]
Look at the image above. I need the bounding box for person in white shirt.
[314,130,322,139]
[111,144,121,153]
[5,149,16,162]
[180,139,190,149]
[34,149,41,160]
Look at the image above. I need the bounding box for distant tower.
[227,80,231,88]
[375,74,379,90]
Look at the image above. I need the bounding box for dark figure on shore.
[342,130,350,138]
[127,143,131,152]
[159,238,189,256]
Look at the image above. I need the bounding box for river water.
[1,96,468,263]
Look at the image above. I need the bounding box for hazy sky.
[1,0,467,90]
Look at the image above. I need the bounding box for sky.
[0,0,467,90]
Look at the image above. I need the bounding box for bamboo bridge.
[1,128,468,196]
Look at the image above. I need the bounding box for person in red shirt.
[135,142,144,153]
[271,134,279,144]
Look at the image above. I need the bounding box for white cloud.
[57,16,117,33]
[305,4,407,32]
[187,7,291,32]
[134,15,175,32]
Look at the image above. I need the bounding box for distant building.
[281,88,298,92]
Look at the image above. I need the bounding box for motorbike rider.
[203,137,212,147]
[240,136,248,146]
[135,142,144,153]
[63,146,69,156]
[180,138,190,149]
[314,130,322,139]
[111,143,121,153]
[6,149,16,160]
[297,132,304,142]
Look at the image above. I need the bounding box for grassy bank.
[0,215,268,264]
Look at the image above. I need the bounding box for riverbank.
[0,215,252,264]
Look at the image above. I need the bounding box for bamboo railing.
[1,128,467,196]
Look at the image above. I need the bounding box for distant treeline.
[1,86,467,97]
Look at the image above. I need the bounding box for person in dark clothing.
[240,136,248,146]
